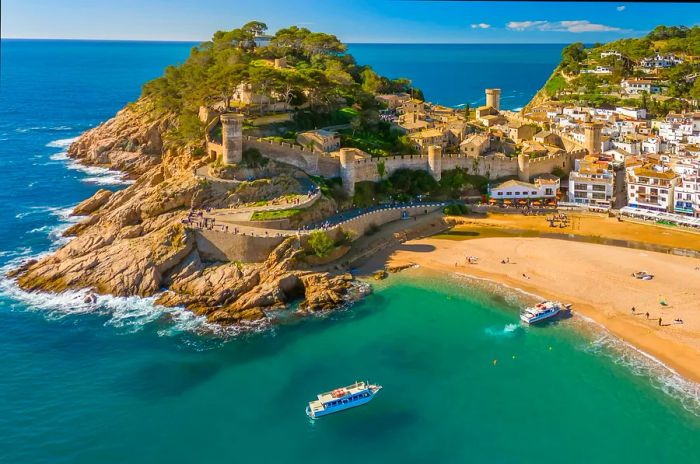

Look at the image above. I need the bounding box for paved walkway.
[184,201,448,238]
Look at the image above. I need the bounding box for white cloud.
[470,23,491,29]
[616,5,626,11]
[506,20,621,33]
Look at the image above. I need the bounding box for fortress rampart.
[212,113,588,195]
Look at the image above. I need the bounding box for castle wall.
[242,136,341,178]
[194,230,285,263]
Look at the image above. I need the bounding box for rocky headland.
[9,99,358,327]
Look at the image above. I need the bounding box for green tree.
[308,231,334,257]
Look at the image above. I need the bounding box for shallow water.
[1,40,700,463]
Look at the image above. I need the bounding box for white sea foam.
[452,271,700,416]
[485,323,521,337]
[46,136,79,148]
[16,126,73,133]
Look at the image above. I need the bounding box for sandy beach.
[381,229,700,384]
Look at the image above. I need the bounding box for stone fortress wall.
[207,110,592,195]
[194,203,444,262]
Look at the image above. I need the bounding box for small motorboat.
[520,301,570,324]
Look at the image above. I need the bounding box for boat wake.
[451,272,700,416]
[485,323,521,337]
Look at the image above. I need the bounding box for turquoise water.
[1,40,699,463]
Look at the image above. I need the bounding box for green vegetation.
[241,147,269,168]
[544,74,566,97]
[340,121,417,157]
[538,25,700,115]
[141,21,423,148]
[352,168,489,207]
[250,208,303,221]
[308,230,335,257]
[443,203,471,215]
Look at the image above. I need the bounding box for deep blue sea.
[1,40,700,464]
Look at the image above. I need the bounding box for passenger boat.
[305,381,382,418]
[520,301,569,324]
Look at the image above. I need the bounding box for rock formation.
[11,98,358,328]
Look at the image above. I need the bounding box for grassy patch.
[544,74,567,97]
[251,208,303,221]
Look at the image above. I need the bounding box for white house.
[568,156,615,207]
[642,136,661,154]
[626,164,679,212]
[615,107,647,120]
[621,79,661,95]
[640,53,683,69]
[490,178,559,202]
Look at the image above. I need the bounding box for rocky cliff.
[10,98,358,328]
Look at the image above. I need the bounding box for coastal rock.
[72,189,113,216]
[67,99,173,176]
[12,97,358,328]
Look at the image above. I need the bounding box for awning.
[532,200,542,205]
[504,200,512,205]
[489,198,498,204]
[518,200,527,204]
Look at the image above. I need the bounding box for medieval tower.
[485,88,501,111]
[221,113,244,164]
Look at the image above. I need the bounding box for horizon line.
[0,37,573,45]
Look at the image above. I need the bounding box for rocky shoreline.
[8,99,362,327]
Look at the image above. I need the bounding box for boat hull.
[306,387,381,418]
[520,309,560,324]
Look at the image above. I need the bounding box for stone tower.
[517,153,530,182]
[428,145,443,181]
[220,113,244,165]
[584,122,603,155]
[339,148,356,195]
[486,88,501,111]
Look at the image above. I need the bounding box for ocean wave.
[452,271,700,416]
[46,136,79,148]
[0,269,247,339]
[49,151,70,161]
[580,323,700,416]
[15,126,73,133]
[82,174,134,186]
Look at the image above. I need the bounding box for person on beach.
[659,318,663,326]
[631,306,636,313]
[646,312,650,319]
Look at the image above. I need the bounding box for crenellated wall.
[242,136,341,178]
[214,114,585,195]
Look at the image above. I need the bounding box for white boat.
[520,301,568,324]
[305,381,382,418]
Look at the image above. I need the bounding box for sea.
[1,40,699,464]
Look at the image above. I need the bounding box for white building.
[621,79,661,95]
[671,159,700,216]
[626,164,679,212]
[640,53,683,69]
[642,136,662,154]
[490,178,559,202]
[568,156,615,206]
[615,107,647,120]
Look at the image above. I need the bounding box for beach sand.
[378,233,700,383]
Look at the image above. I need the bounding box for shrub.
[308,230,335,257]
[443,203,471,215]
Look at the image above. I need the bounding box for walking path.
[184,201,448,238]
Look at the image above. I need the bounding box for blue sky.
[2,1,698,43]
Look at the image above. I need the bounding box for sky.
[2,1,698,43]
